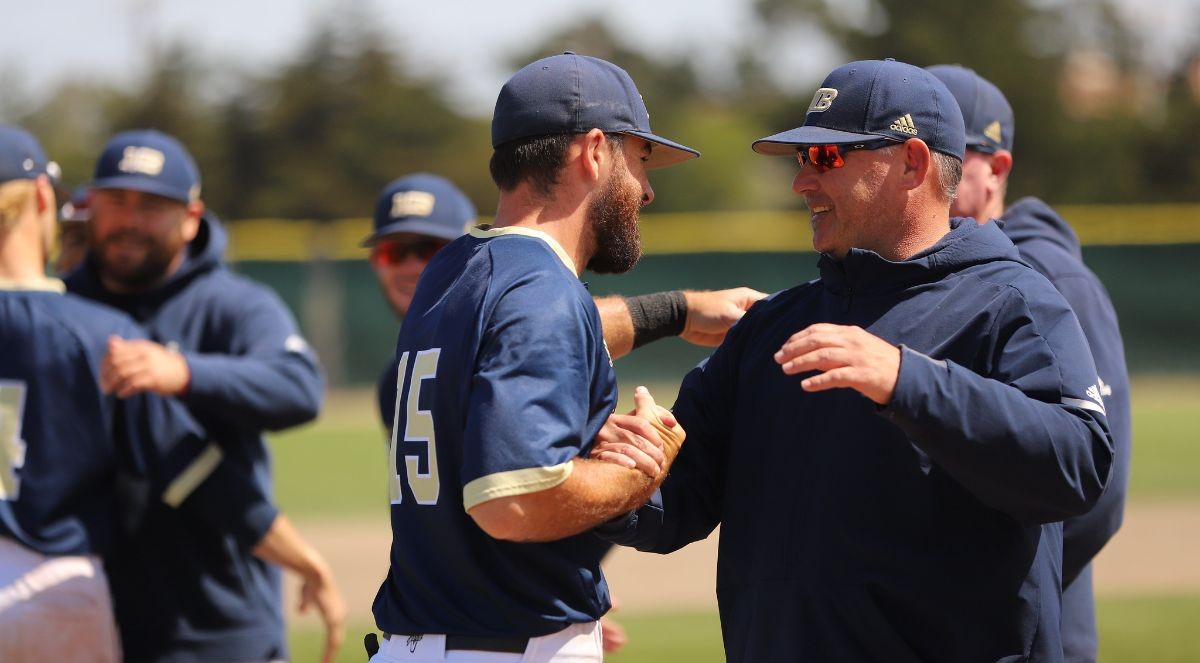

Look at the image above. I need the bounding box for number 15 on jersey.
[388,349,441,506]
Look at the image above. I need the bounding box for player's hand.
[592,410,668,479]
[298,560,347,663]
[680,288,767,347]
[601,596,629,654]
[775,323,901,405]
[592,387,685,481]
[100,336,191,398]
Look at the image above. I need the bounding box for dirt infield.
[283,501,1200,626]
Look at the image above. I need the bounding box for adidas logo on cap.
[890,114,919,135]
[983,120,1003,145]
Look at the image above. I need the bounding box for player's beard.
[93,230,184,291]
[585,168,643,275]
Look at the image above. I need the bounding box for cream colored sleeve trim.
[162,443,225,508]
[462,461,574,511]
[0,277,65,293]
[469,225,577,274]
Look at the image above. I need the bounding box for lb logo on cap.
[808,88,839,113]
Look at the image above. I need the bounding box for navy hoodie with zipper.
[66,213,324,663]
[602,218,1114,662]
[1002,197,1132,662]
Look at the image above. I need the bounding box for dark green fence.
[234,243,1200,388]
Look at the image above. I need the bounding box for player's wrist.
[624,291,687,349]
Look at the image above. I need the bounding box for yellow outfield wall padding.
[224,204,1200,262]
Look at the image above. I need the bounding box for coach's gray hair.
[931,152,962,202]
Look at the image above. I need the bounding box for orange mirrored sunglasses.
[370,237,449,266]
[797,140,898,173]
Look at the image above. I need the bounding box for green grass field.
[289,598,1200,663]
[269,376,1200,662]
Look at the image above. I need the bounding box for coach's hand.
[681,287,767,347]
[101,336,191,398]
[775,323,901,405]
[592,387,685,481]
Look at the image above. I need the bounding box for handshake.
[590,385,686,486]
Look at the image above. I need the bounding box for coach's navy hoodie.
[601,218,1113,663]
[67,213,324,663]
[1003,197,1132,662]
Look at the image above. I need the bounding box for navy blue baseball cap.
[927,65,1014,153]
[0,125,58,183]
[363,173,476,246]
[91,129,201,203]
[492,52,699,169]
[753,59,966,161]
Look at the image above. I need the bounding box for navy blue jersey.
[1002,197,1133,662]
[601,219,1113,663]
[65,214,323,663]
[0,282,275,559]
[372,226,618,638]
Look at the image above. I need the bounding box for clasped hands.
[590,386,685,482]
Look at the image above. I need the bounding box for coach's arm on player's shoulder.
[596,287,767,359]
[468,387,685,543]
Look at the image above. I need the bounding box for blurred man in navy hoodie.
[929,64,1132,663]
[67,130,342,663]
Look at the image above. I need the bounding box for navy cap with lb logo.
[91,129,201,203]
[492,52,700,170]
[363,173,477,246]
[0,124,59,184]
[927,64,1014,153]
[753,59,966,161]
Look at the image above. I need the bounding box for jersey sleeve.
[181,282,324,431]
[116,391,278,547]
[881,286,1115,525]
[460,273,602,511]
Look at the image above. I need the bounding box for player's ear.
[578,128,608,184]
[989,149,1013,183]
[898,138,932,192]
[181,200,204,242]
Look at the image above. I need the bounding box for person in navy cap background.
[66,129,346,663]
[929,63,1132,663]
[597,59,1114,662]
[369,52,702,663]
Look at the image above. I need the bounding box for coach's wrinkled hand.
[775,323,901,405]
[680,287,768,347]
[100,336,191,398]
[591,386,685,482]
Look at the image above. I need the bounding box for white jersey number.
[0,381,29,501]
[388,349,441,505]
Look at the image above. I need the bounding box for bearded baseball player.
[368,52,696,663]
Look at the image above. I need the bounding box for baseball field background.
[243,208,1200,662]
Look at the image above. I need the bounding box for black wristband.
[625,290,688,349]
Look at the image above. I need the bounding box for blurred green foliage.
[4,1,1198,219]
